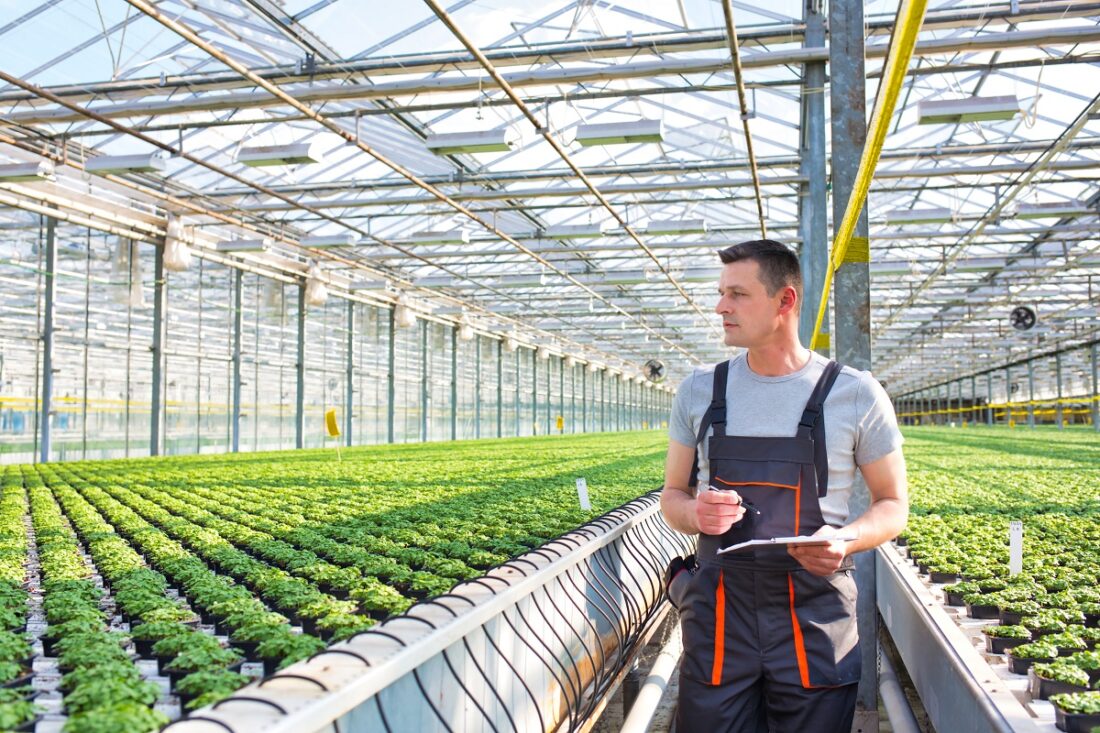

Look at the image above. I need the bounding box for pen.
[739,501,761,515]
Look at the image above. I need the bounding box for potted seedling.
[59,701,168,733]
[983,625,1031,654]
[174,669,250,710]
[1000,600,1043,627]
[1030,660,1090,700]
[965,591,1001,621]
[1007,640,1058,675]
[1049,691,1100,733]
[1067,651,1100,688]
[1044,632,1089,657]
[255,632,326,677]
[1024,612,1069,638]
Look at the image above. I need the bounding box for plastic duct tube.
[879,645,922,733]
[619,625,683,733]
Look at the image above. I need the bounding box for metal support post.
[345,300,354,447]
[386,308,396,444]
[1055,352,1063,429]
[231,269,243,453]
[970,376,976,425]
[1027,359,1036,429]
[420,319,429,442]
[829,2,875,720]
[295,282,306,449]
[1092,343,1099,432]
[38,217,56,464]
[496,339,503,438]
[450,326,458,441]
[1004,365,1012,425]
[559,357,565,434]
[475,336,482,439]
[798,0,828,353]
[514,347,520,437]
[532,353,538,435]
[150,240,166,456]
[986,372,993,426]
[582,367,588,433]
[571,363,576,433]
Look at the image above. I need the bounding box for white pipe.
[879,645,922,733]
[619,625,683,733]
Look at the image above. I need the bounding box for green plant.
[164,645,242,675]
[1010,641,1058,660]
[62,702,168,733]
[983,624,1030,639]
[63,677,160,715]
[0,698,39,729]
[1033,660,1090,687]
[1050,691,1100,714]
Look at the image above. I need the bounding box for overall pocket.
[711,457,804,546]
[786,569,861,688]
[677,565,727,685]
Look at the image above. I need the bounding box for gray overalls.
[671,359,860,732]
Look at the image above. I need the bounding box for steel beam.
[798,0,828,352]
[295,282,306,450]
[387,308,396,444]
[346,299,354,447]
[450,326,458,441]
[475,335,481,440]
[421,319,429,442]
[150,239,166,456]
[829,0,876,725]
[14,25,1100,123]
[1055,352,1064,428]
[496,338,503,438]
[1027,359,1036,429]
[232,268,243,453]
[38,216,56,464]
[1092,343,1100,432]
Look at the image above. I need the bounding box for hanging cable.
[719,0,768,239]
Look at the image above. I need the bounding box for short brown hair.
[717,239,803,303]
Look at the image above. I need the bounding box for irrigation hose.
[809,0,929,351]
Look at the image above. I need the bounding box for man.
[660,239,907,733]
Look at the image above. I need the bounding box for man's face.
[715,260,790,348]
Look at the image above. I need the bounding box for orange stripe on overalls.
[712,570,725,685]
[788,573,812,688]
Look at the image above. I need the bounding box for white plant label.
[576,478,592,510]
[1009,521,1023,577]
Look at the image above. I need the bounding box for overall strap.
[688,360,730,487]
[796,359,842,497]
[796,359,842,440]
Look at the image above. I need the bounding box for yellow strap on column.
[842,236,870,264]
[810,0,928,351]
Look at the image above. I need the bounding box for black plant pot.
[1028,668,1087,700]
[229,638,261,661]
[1007,650,1052,675]
[1,669,33,689]
[966,602,1000,620]
[929,571,959,584]
[1054,705,1100,733]
[895,536,907,547]
[1084,612,1099,628]
[133,638,156,657]
[985,635,1028,655]
[945,591,966,607]
[14,715,40,732]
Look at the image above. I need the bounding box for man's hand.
[787,525,856,576]
[694,489,746,536]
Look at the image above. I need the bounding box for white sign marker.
[576,478,592,510]
[1009,521,1023,576]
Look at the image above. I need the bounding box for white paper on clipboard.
[717,534,858,554]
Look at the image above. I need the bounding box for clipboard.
[717,534,858,555]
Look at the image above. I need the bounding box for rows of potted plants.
[36,465,252,713]
[54,464,369,645]
[0,469,36,731]
[24,468,166,732]
[40,466,326,679]
[898,429,1100,732]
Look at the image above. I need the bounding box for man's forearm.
[841,497,908,555]
[660,487,700,535]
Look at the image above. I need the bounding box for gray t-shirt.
[668,351,903,528]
